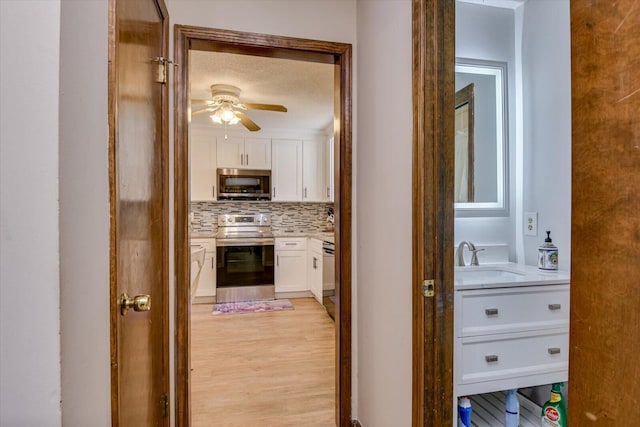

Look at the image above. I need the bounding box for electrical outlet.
[525,212,538,236]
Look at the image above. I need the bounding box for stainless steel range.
[215,214,275,303]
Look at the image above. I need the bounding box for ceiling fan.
[191,84,287,132]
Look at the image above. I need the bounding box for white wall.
[59,1,111,425]
[356,1,412,425]
[520,0,571,270]
[455,2,517,261]
[0,1,62,425]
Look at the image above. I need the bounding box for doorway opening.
[174,26,352,426]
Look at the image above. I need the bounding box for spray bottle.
[541,383,567,427]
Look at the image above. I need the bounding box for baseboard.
[352,420,362,427]
[275,291,313,299]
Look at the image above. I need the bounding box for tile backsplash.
[191,201,335,233]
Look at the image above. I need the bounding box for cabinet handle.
[548,303,561,311]
[548,347,561,355]
[273,187,276,198]
[327,187,330,198]
[246,154,249,165]
[285,243,296,246]
[211,257,214,269]
[240,153,244,165]
[277,255,279,267]
[485,308,499,316]
[313,257,318,269]
[485,355,499,363]
[304,187,307,198]
[212,185,215,198]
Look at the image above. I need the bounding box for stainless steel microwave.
[217,168,271,201]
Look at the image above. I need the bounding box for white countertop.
[454,262,570,290]
[190,231,335,243]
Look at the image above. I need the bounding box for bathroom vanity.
[454,264,570,405]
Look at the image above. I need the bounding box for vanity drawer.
[457,284,569,337]
[457,329,569,385]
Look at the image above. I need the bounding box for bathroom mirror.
[454,59,508,216]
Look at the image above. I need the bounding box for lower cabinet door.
[275,250,307,292]
[308,249,323,304]
[195,251,216,298]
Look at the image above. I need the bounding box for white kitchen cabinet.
[271,139,302,201]
[454,283,570,398]
[302,139,325,202]
[191,238,216,301]
[216,137,271,170]
[307,238,323,304]
[324,136,334,202]
[190,128,217,201]
[275,237,307,292]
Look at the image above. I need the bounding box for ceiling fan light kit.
[191,83,287,134]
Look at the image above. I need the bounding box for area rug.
[212,299,294,316]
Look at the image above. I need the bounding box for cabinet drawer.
[457,285,569,337]
[275,237,307,251]
[190,238,216,252]
[458,329,569,385]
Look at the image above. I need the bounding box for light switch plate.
[525,212,538,236]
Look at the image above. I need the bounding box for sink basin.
[455,268,525,281]
[454,263,570,289]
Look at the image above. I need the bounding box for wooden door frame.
[412,0,455,425]
[173,26,353,427]
[108,0,170,423]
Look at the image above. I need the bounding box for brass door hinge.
[422,279,435,297]
[160,393,169,418]
[152,56,178,84]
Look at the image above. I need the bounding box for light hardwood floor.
[190,298,335,427]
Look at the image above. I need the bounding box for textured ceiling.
[189,50,335,133]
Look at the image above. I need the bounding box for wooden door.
[412,0,456,425]
[109,0,169,425]
[569,1,640,424]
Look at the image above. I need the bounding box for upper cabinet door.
[216,137,244,169]
[216,137,271,169]
[244,138,271,170]
[302,139,326,202]
[325,137,334,202]
[272,139,302,201]
[190,128,217,201]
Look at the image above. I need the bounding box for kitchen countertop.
[190,230,335,243]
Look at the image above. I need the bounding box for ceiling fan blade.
[241,103,288,112]
[191,108,214,116]
[235,111,261,132]
[191,99,213,106]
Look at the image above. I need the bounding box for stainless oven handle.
[216,238,275,247]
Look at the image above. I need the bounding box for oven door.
[216,239,275,288]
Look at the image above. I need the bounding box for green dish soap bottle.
[541,382,568,426]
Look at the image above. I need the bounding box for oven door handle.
[216,238,275,247]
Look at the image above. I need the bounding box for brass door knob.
[120,292,151,316]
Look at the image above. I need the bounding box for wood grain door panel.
[569,0,640,424]
[109,0,169,425]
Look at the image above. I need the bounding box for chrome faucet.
[455,241,484,266]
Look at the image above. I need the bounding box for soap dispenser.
[538,231,558,271]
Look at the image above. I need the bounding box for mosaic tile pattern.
[191,201,335,233]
